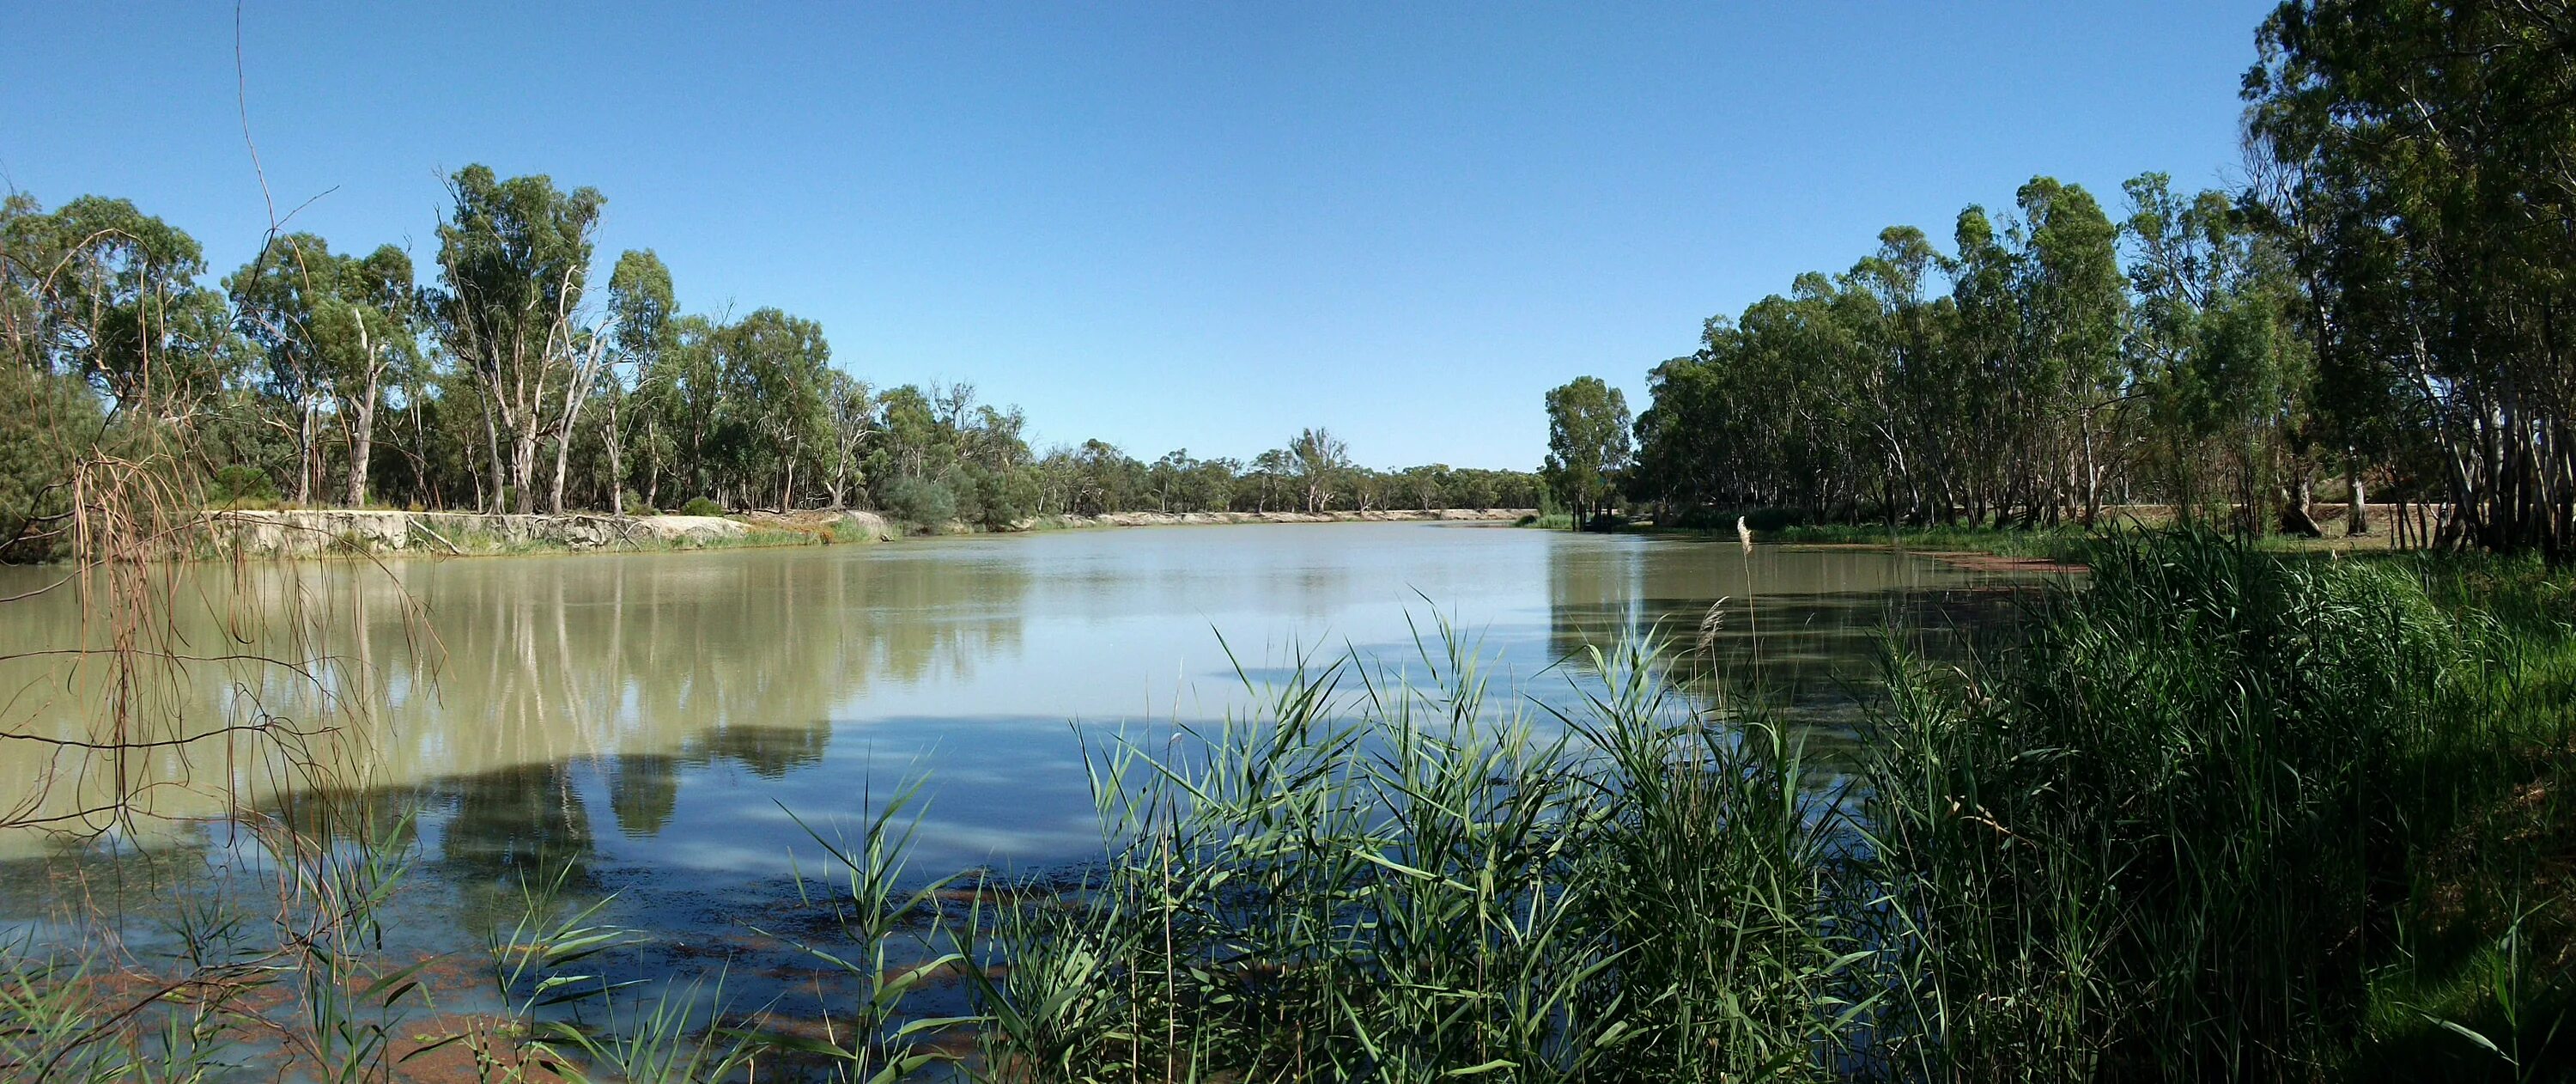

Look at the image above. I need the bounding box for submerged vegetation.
[3,534,2567,1081]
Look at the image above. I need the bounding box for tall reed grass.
[1858,532,2571,1081]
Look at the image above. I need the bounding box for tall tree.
[1542,376,1631,527]
[2014,177,2130,525]
[3,194,234,411]
[426,165,607,513]
[2247,0,2576,556]
[604,250,674,514]
[1289,428,1350,513]
[229,234,420,506]
[715,308,831,510]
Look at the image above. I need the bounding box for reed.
[956,619,1870,1082]
[1860,531,2571,1081]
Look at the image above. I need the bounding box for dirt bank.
[205,509,887,557]
[197,507,1520,557]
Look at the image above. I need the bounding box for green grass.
[1769,521,2096,561]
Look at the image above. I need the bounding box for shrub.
[883,476,956,527]
[678,496,723,518]
[204,464,279,506]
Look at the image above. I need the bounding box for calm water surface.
[0,522,2034,996]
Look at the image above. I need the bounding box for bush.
[883,476,956,527]
[945,463,1040,531]
[678,496,723,518]
[204,464,279,506]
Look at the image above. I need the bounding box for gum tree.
[1543,375,1631,528]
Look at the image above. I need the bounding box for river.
[0,521,2037,1028]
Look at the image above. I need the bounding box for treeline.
[1624,173,2315,534]
[0,167,1536,552]
[1577,0,2576,557]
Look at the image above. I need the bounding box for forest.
[0,166,1539,558]
[1545,2,2576,559]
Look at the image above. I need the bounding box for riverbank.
[203,508,857,557]
[196,506,1536,558]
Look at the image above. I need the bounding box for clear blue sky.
[4,2,2273,471]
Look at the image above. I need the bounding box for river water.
[0,522,2037,1029]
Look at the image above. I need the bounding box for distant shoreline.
[182,506,1539,560]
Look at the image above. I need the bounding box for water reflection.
[0,545,1032,856]
[1541,535,2014,700]
[0,525,2051,946]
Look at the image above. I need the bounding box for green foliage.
[204,464,280,507]
[948,461,1040,530]
[1542,375,1631,528]
[677,496,722,518]
[0,365,100,559]
[6,177,1541,535]
[2246,0,2576,556]
[0,192,238,406]
[1629,175,2178,531]
[883,475,956,527]
[227,232,422,506]
[427,165,605,514]
[969,630,1872,1081]
[1866,533,2573,1080]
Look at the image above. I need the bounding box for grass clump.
[1863,531,2572,1081]
[965,624,1870,1082]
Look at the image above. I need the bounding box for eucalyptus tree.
[426,165,608,513]
[602,250,673,514]
[1945,204,2022,522]
[714,308,831,509]
[2012,177,2130,525]
[1543,376,1632,527]
[228,234,421,506]
[1289,427,1350,513]
[821,368,873,509]
[2247,0,2576,555]
[1150,448,1194,512]
[870,385,947,489]
[2123,174,2315,533]
[1244,448,1294,511]
[641,314,726,505]
[2,194,234,412]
